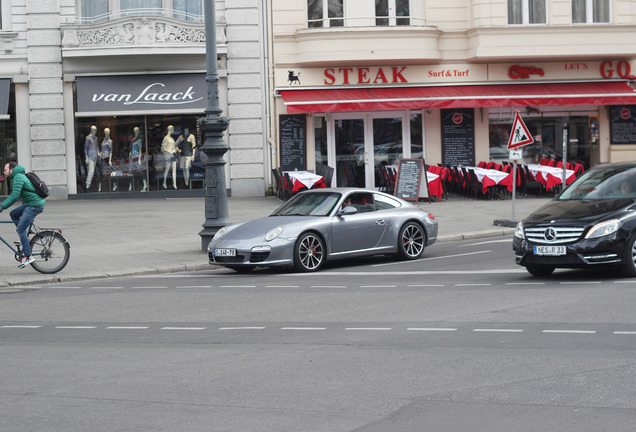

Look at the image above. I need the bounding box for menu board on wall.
[279,114,306,171]
[394,158,428,202]
[609,106,636,145]
[441,108,475,166]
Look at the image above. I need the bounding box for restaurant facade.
[270,1,636,190]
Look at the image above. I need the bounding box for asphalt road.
[2,238,636,431]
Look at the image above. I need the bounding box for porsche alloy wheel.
[294,232,325,272]
[397,222,425,260]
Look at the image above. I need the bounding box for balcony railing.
[69,8,204,25]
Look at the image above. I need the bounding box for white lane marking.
[219,327,265,330]
[311,285,347,289]
[90,287,123,290]
[543,330,597,334]
[289,269,526,276]
[345,327,392,331]
[177,285,213,289]
[506,282,546,285]
[474,329,523,333]
[559,281,601,285]
[55,326,97,329]
[360,285,397,288]
[455,283,491,287]
[614,331,636,335]
[407,328,457,332]
[281,327,326,331]
[161,327,206,330]
[132,286,168,289]
[47,286,81,289]
[1,325,42,329]
[408,284,445,287]
[106,326,149,330]
[265,285,300,288]
[220,285,256,288]
[460,239,512,247]
[372,251,492,267]
[614,280,636,284]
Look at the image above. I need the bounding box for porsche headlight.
[585,219,620,239]
[514,221,524,239]
[265,226,284,241]
[212,226,228,241]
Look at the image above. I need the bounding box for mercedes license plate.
[534,246,566,256]
[214,248,236,257]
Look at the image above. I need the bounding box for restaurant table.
[284,170,326,193]
[423,172,443,200]
[527,164,575,191]
[467,167,512,194]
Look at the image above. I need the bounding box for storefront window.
[75,114,204,193]
[410,113,423,159]
[0,84,16,196]
[508,0,546,24]
[313,116,328,170]
[489,115,591,169]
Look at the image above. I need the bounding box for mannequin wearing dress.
[161,125,180,189]
[84,125,99,190]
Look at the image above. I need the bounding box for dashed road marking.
[1,325,41,329]
[106,326,149,330]
[219,327,265,330]
[161,327,206,330]
[345,327,392,331]
[55,326,97,329]
[407,327,457,332]
[543,329,597,334]
[614,331,636,335]
[474,328,523,333]
[281,327,326,331]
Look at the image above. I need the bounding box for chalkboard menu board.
[394,158,428,202]
[279,114,306,171]
[441,108,475,166]
[609,106,636,145]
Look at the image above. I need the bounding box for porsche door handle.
[376,219,385,226]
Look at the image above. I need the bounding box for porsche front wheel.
[293,232,325,272]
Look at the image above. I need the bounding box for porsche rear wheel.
[397,222,425,260]
[294,232,325,272]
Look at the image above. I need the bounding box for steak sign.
[77,73,207,113]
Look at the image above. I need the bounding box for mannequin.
[98,128,113,192]
[178,127,197,186]
[84,125,99,190]
[130,127,148,192]
[161,125,179,189]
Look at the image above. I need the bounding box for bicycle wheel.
[29,231,70,274]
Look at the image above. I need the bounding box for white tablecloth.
[468,167,509,185]
[284,170,324,189]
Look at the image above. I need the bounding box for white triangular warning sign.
[507,111,534,149]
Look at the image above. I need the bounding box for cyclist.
[0,162,46,268]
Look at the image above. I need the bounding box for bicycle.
[0,221,70,273]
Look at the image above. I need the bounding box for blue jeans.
[10,205,44,257]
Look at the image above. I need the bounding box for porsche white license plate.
[214,248,236,257]
[533,246,566,256]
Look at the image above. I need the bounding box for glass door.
[334,118,365,187]
[330,112,412,189]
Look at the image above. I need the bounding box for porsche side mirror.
[338,206,358,216]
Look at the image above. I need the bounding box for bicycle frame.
[0,220,60,256]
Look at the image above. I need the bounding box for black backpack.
[26,172,49,198]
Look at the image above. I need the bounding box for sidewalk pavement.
[0,194,551,287]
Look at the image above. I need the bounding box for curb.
[1,228,515,288]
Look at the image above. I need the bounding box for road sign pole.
[511,162,516,220]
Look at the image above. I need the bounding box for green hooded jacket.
[1,165,46,209]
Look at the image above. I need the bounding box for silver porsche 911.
[207,188,438,272]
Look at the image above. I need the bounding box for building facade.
[0,0,269,199]
[270,0,636,191]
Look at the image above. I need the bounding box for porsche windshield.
[559,166,636,200]
[271,192,341,216]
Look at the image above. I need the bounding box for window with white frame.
[572,0,610,23]
[308,0,410,28]
[308,0,343,28]
[80,0,203,23]
[508,0,546,25]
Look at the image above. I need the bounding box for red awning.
[278,81,636,113]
